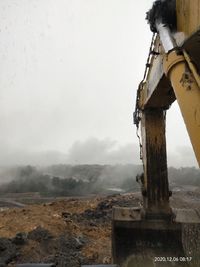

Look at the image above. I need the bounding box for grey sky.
[0,0,197,167]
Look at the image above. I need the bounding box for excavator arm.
[146,0,200,166]
[133,0,200,219]
[112,1,200,266]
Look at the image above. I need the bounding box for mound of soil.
[0,193,140,267]
[0,190,199,267]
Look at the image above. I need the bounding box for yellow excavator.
[18,1,200,267]
[112,0,200,266]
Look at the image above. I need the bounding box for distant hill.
[0,164,199,197]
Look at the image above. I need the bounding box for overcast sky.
[0,0,197,167]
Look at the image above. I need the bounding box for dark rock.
[62,212,72,218]
[27,226,53,242]
[53,235,82,267]
[77,235,88,245]
[0,238,17,264]
[89,222,97,227]
[12,232,27,245]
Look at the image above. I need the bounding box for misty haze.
[0,0,198,208]
[0,1,200,267]
[0,0,198,200]
[0,0,197,169]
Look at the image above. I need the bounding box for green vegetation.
[0,165,199,197]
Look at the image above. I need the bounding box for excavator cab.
[112,0,200,266]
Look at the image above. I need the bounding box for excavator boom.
[112,1,200,266]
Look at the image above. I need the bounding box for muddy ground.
[0,189,199,267]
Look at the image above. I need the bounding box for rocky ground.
[0,189,200,267]
[0,193,140,267]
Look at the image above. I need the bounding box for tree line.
[0,165,199,196]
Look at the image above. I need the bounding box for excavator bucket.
[112,207,200,267]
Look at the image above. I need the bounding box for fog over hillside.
[0,137,197,168]
[0,164,199,197]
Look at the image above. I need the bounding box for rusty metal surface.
[112,218,184,267]
[141,36,175,109]
[177,0,200,36]
[113,207,200,224]
[183,29,200,75]
[112,207,200,267]
[112,207,141,222]
[141,109,172,217]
